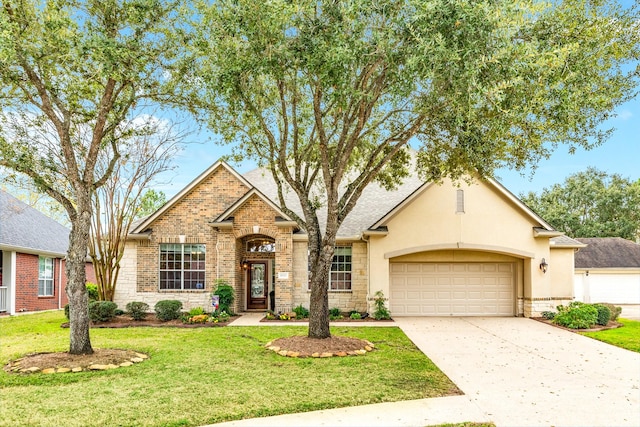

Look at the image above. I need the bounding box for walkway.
[208,314,640,427]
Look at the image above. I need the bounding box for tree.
[188,0,639,338]
[521,168,640,240]
[136,189,167,219]
[0,0,185,354]
[89,118,181,301]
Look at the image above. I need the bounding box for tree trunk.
[66,199,94,355]
[307,244,335,339]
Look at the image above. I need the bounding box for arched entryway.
[239,235,275,311]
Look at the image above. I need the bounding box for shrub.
[553,302,597,329]
[189,306,205,316]
[373,290,391,320]
[212,279,235,315]
[188,314,209,324]
[350,312,362,320]
[64,303,70,320]
[86,282,99,301]
[126,301,149,321]
[293,305,310,318]
[598,303,622,321]
[541,311,556,320]
[592,303,612,326]
[329,307,341,317]
[154,300,183,321]
[88,301,118,322]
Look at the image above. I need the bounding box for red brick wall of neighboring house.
[15,254,96,313]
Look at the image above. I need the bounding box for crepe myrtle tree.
[0,0,187,354]
[187,0,639,339]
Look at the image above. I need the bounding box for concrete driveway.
[397,317,640,427]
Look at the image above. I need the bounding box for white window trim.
[307,246,353,292]
[38,256,54,297]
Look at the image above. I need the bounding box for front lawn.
[581,318,640,352]
[0,311,459,427]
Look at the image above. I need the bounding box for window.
[246,238,275,253]
[308,246,352,291]
[159,244,206,290]
[38,256,54,296]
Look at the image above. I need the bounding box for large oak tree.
[0,0,186,354]
[188,0,639,338]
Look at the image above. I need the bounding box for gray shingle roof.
[550,235,586,248]
[0,190,69,256]
[242,168,424,237]
[574,237,640,268]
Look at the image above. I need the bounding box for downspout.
[58,258,63,309]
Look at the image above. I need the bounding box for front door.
[247,261,268,310]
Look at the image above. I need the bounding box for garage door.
[390,262,515,316]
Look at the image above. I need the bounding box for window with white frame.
[38,256,54,296]
[159,244,206,290]
[308,246,352,291]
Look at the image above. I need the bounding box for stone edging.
[5,352,149,374]
[264,341,375,358]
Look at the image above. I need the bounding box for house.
[115,160,583,317]
[574,237,640,304]
[0,190,96,314]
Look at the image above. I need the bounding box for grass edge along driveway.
[580,318,640,353]
[0,311,460,427]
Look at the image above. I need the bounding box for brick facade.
[8,252,94,313]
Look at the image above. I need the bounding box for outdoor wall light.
[539,258,548,273]
[240,259,249,270]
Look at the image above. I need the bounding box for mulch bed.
[61,314,239,329]
[265,335,375,358]
[532,317,623,332]
[260,316,394,323]
[4,348,148,374]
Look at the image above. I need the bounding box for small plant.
[154,300,183,321]
[278,312,290,320]
[541,311,556,320]
[189,306,205,316]
[329,307,341,316]
[126,301,149,321]
[592,303,611,326]
[293,304,309,318]
[188,314,209,324]
[217,310,230,322]
[373,290,391,320]
[553,301,597,329]
[88,301,118,322]
[265,310,276,320]
[86,282,99,301]
[212,279,235,315]
[64,303,70,320]
[350,312,362,320]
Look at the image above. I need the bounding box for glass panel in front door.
[251,264,265,298]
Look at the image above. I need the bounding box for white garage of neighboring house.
[574,237,640,304]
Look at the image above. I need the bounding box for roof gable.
[131,160,252,234]
[0,190,70,256]
[575,237,640,268]
[213,188,293,223]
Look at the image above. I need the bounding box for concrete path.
[210,315,640,427]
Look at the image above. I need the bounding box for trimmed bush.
[126,301,150,321]
[329,307,341,317]
[592,303,612,326]
[64,303,70,320]
[293,305,309,318]
[88,301,118,322]
[599,303,622,321]
[86,282,99,301]
[553,302,597,329]
[154,300,183,321]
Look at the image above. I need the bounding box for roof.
[244,168,557,238]
[574,237,640,268]
[0,190,70,256]
[550,235,587,249]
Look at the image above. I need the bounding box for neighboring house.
[115,160,583,317]
[0,190,95,314]
[574,237,640,304]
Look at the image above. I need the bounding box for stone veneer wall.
[524,297,573,318]
[290,241,368,313]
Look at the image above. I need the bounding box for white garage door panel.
[390,262,515,316]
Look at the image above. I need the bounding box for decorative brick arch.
[234,226,278,240]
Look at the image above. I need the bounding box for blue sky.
[154,94,639,200]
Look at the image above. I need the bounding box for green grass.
[580,318,640,352]
[0,311,459,427]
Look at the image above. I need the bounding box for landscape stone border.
[5,352,149,374]
[264,340,375,358]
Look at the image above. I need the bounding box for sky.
[152,95,640,200]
